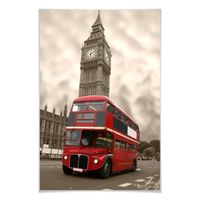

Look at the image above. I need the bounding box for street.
[40,159,160,190]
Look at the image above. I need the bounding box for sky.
[40,10,160,142]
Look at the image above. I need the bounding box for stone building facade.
[40,104,67,158]
[79,11,111,97]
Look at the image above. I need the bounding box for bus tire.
[62,164,72,175]
[132,159,137,172]
[99,160,112,179]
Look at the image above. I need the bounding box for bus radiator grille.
[79,155,88,169]
[70,155,88,169]
[70,155,78,168]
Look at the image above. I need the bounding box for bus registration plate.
[73,168,83,172]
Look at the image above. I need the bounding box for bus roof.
[74,95,113,103]
[73,95,138,126]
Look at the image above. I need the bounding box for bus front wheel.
[62,164,72,175]
[99,160,112,179]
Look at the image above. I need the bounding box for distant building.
[79,11,111,97]
[40,104,67,159]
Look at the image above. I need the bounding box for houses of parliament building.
[40,104,67,158]
[40,11,111,158]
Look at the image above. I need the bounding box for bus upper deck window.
[106,102,115,114]
[72,103,87,112]
[88,101,104,111]
[115,109,121,120]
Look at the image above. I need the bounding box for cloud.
[112,84,133,118]
[54,94,69,113]
[40,72,48,108]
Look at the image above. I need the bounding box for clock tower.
[79,11,111,97]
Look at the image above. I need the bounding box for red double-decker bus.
[62,95,140,178]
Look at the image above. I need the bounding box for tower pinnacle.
[91,10,104,34]
[44,103,48,111]
[92,10,102,26]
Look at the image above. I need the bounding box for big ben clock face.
[104,49,110,65]
[85,47,98,60]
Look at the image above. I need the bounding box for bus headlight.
[63,155,68,160]
[94,159,98,164]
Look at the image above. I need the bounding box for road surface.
[40,159,160,190]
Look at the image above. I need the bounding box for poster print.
[40,10,160,190]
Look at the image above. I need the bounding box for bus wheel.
[62,165,72,175]
[132,159,137,172]
[99,160,112,179]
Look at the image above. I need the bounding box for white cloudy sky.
[40,10,160,142]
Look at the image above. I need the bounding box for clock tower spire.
[79,11,111,97]
[92,10,103,31]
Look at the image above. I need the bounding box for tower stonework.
[79,11,111,97]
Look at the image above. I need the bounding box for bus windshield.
[65,130,81,146]
[81,130,113,148]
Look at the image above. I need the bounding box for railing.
[40,146,63,159]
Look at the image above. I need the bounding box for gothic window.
[41,119,46,132]
[58,124,61,135]
[85,68,96,83]
[53,123,57,136]
[93,68,97,81]
[40,119,42,129]
[45,121,50,133]
[61,125,65,136]
[50,122,54,134]
[102,70,109,86]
